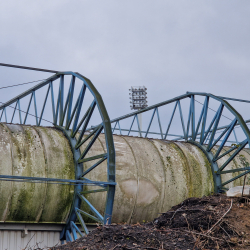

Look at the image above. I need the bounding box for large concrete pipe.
[0,124,249,225]
[0,123,75,223]
[83,134,250,224]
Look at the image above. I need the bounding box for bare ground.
[50,194,250,250]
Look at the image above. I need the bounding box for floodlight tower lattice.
[129,86,148,136]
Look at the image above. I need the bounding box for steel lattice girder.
[1,64,250,243]
[0,71,116,242]
[109,92,250,193]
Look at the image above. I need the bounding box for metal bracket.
[21,228,28,238]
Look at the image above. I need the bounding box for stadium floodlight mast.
[129,86,148,136]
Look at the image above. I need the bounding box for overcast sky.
[0,0,250,122]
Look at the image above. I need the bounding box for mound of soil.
[52,194,250,250]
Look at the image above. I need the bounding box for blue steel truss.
[0,71,116,243]
[108,92,250,193]
[2,63,250,243]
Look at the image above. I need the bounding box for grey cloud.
[0,0,250,121]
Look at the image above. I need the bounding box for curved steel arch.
[1,67,250,242]
[0,71,116,242]
[110,92,250,193]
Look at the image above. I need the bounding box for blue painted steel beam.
[220,170,250,187]
[109,91,250,194]
[145,108,156,137]
[65,76,76,128]
[4,108,7,122]
[212,119,237,158]
[208,119,234,152]
[128,115,136,136]
[0,62,59,73]
[186,95,195,141]
[10,101,18,123]
[112,128,184,138]
[164,101,178,140]
[0,70,116,243]
[0,74,60,109]
[73,101,96,140]
[207,104,224,151]
[136,114,142,137]
[76,125,103,149]
[38,84,50,126]
[77,126,104,161]
[17,99,22,124]
[77,192,104,222]
[156,108,163,139]
[110,92,250,145]
[81,156,107,177]
[0,174,115,186]
[178,100,186,140]
[75,209,89,235]
[217,139,248,173]
[117,120,122,135]
[0,109,4,122]
[33,91,38,126]
[70,84,86,132]
[194,97,206,141]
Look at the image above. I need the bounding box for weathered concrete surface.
[83,134,250,224]
[0,124,75,223]
[82,135,215,223]
[0,124,250,224]
[212,146,250,189]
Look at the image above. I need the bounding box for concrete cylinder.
[0,123,75,223]
[0,124,250,224]
[82,134,250,223]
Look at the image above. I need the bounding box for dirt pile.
[52,194,250,250]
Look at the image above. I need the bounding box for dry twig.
[207,199,233,235]
[111,244,121,250]
[170,205,183,222]
[182,229,233,244]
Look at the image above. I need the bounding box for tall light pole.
[129,86,148,136]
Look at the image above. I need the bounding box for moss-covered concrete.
[0,124,75,223]
[0,124,13,222]
[82,135,216,224]
[213,146,250,189]
[1,124,249,225]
